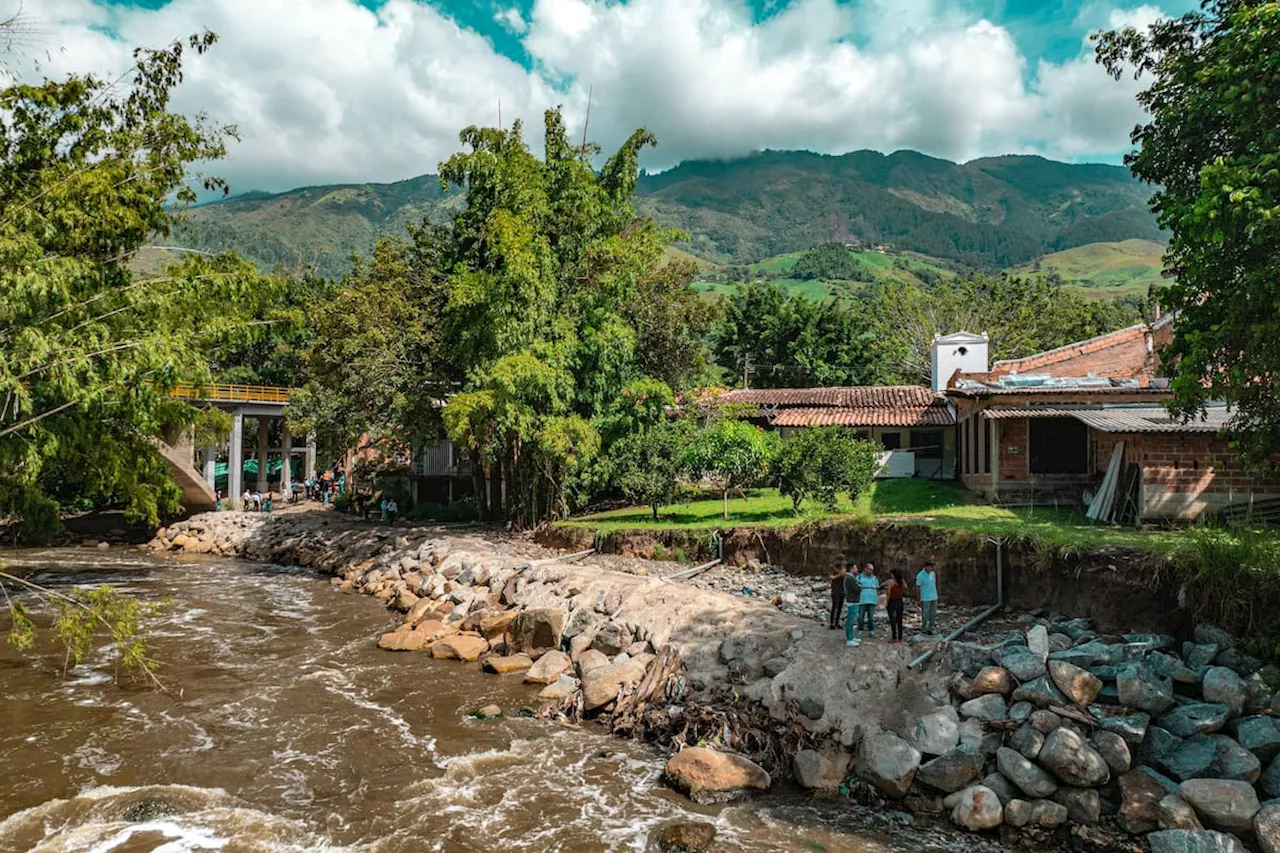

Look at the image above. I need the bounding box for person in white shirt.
[386,498,398,524]
[241,489,252,512]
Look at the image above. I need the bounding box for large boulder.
[1002,650,1047,682]
[1118,768,1173,834]
[1053,786,1101,824]
[909,705,960,756]
[650,821,718,853]
[1009,724,1045,760]
[510,607,566,654]
[1092,730,1133,775]
[1004,798,1068,829]
[996,746,1058,798]
[1118,664,1176,716]
[1194,624,1236,650]
[1160,704,1231,738]
[791,748,849,791]
[1264,756,1280,799]
[575,649,610,675]
[958,693,1007,722]
[1160,795,1206,831]
[1206,733,1262,782]
[591,621,632,656]
[483,653,533,674]
[1038,727,1111,788]
[662,747,770,804]
[1097,711,1151,744]
[1049,660,1103,707]
[915,747,985,794]
[971,666,1014,697]
[858,731,921,798]
[1026,625,1050,659]
[377,630,429,651]
[431,633,490,661]
[981,772,1019,805]
[1012,676,1067,708]
[524,649,571,685]
[1179,778,1261,833]
[950,785,1003,831]
[1255,804,1280,853]
[1233,716,1280,764]
[581,658,647,711]
[1148,830,1248,853]
[1202,667,1248,718]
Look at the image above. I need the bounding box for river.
[0,549,979,853]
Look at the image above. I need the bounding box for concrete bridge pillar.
[203,445,218,493]
[305,433,317,480]
[228,409,244,506]
[281,422,293,492]
[256,418,270,494]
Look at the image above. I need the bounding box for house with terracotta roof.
[711,385,957,478]
[943,315,1280,522]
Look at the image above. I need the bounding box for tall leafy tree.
[300,110,712,524]
[0,33,280,537]
[683,418,778,519]
[1096,2,1280,461]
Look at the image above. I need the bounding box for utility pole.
[742,353,752,389]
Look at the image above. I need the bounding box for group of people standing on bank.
[827,561,939,647]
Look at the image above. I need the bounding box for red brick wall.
[988,326,1157,383]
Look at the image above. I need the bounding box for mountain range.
[171,149,1163,281]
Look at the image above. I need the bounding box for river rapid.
[0,549,974,853]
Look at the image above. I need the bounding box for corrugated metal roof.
[772,406,955,427]
[716,386,941,408]
[952,384,1168,396]
[979,405,1232,433]
[1072,407,1232,434]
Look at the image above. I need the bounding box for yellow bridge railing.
[169,382,294,404]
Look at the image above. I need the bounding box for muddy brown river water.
[0,549,990,853]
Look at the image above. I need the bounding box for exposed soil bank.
[542,521,1183,636]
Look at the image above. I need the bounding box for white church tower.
[931,331,989,392]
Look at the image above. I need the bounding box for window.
[962,419,970,474]
[1028,417,1089,474]
[983,419,992,474]
[911,430,943,459]
[881,432,902,450]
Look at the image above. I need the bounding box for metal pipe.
[525,547,596,569]
[667,558,721,581]
[908,538,1007,670]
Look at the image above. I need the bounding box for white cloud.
[4,0,1170,192]
[494,7,529,34]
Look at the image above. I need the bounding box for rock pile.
[859,614,1280,852]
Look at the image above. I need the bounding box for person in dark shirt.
[827,564,846,630]
[886,569,908,643]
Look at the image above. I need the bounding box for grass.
[1007,239,1169,300]
[690,249,954,301]
[559,479,1186,552]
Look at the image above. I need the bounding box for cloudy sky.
[5,0,1188,195]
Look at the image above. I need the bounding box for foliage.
[791,243,874,282]
[1096,2,1280,463]
[300,110,712,525]
[775,428,881,512]
[1172,525,1280,659]
[868,273,1144,383]
[612,417,695,519]
[683,418,778,519]
[0,33,283,539]
[710,283,892,387]
[1,569,167,683]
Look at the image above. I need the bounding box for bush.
[775,427,881,513]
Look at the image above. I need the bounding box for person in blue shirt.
[916,561,939,635]
[842,562,860,646]
[854,563,881,641]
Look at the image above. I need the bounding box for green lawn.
[560,479,1184,552]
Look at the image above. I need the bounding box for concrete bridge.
[165,383,315,510]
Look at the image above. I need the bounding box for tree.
[1095,2,1280,462]
[683,418,778,519]
[775,427,882,513]
[299,110,713,523]
[612,417,694,519]
[710,283,891,388]
[791,242,875,282]
[0,33,282,539]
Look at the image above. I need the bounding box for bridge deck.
[170,382,293,404]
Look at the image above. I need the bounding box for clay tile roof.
[716,386,941,409]
[772,406,955,427]
[712,386,954,427]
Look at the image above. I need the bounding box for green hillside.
[171,149,1161,281]
[1008,239,1168,298]
[693,246,954,300]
